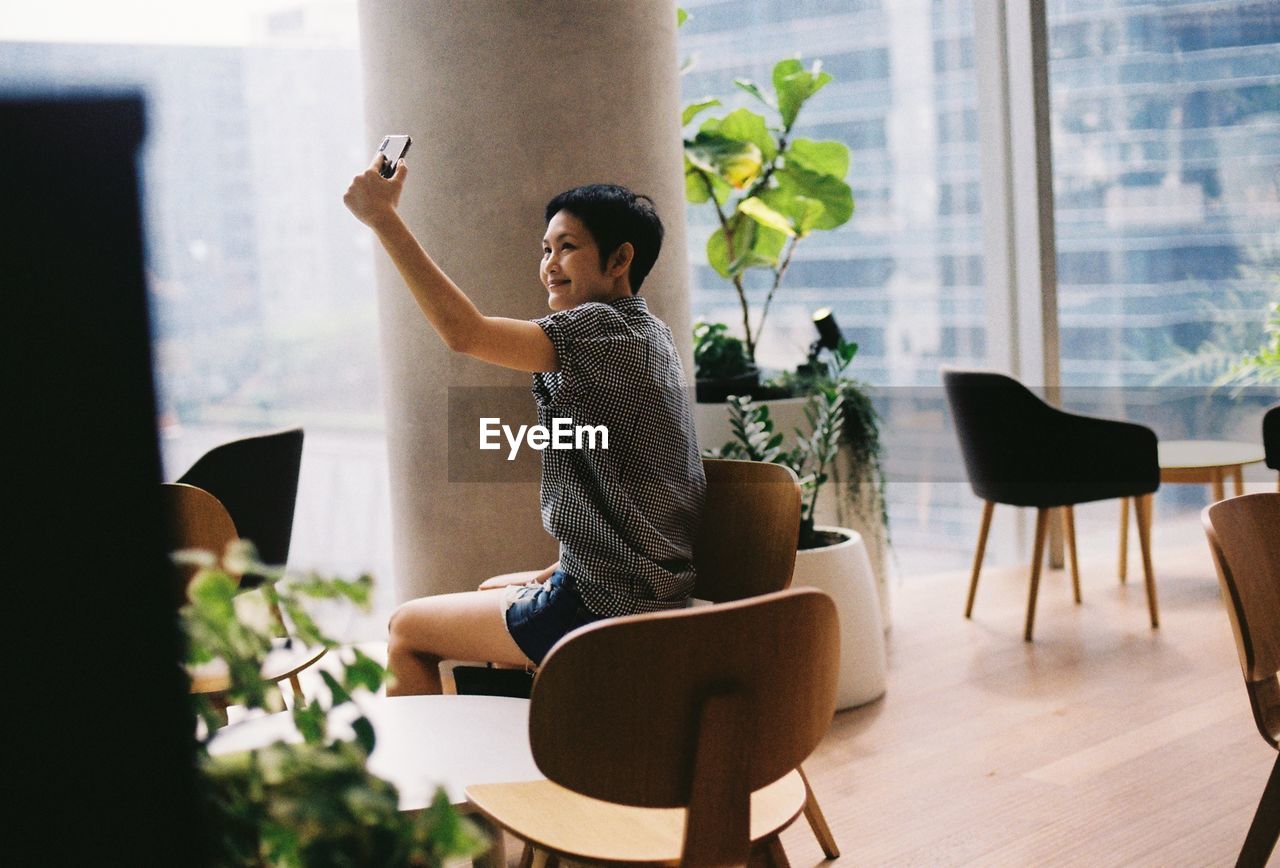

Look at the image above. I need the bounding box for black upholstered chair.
[942,370,1160,640]
[1265,405,1279,489]
[177,428,304,574]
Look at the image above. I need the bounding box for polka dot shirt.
[531,296,706,617]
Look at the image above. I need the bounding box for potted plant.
[179,542,487,866]
[680,49,893,617]
[692,318,759,402]
[682,57,854,363]
[704,377,888,709]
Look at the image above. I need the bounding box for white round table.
[1118,439,1267,581]
[208,694,542,810]
[1157,439,1267,501]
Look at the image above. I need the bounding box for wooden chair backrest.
[161,482,239,602]
[1202,493,1280,748]
[529,587,838,866]
[693,459,801,603]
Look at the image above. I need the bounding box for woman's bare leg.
[387,589,533,696]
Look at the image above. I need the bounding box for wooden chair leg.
[798,765,839,859]
[1134,494,1159,629]
[1024,508,1050,642]
[288,673,304,706]
[1064,505,1081,604]
[966,500,995,618]
[1236,751,1280,868]
[1118,497,1130,583]
[749,835,791,868]
[518,842,535,868]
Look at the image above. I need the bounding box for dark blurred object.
[943,369,1161,641]
[1,95,203,861]
[1265,405,1279,480]
[452,664,534,699]
[177,428,304,582]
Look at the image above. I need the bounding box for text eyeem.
[479,417,609,460]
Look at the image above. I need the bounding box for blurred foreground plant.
[177,542,486,866]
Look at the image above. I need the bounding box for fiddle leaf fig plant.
[683,57,854,360]
[178,542,487,866]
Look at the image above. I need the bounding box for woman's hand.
[477,561,560,591]
[477,570,542,591]
[343,153,407,230]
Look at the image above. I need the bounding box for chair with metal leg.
[943,369,1160,641]
[1202,493,1280,868]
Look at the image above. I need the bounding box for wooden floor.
[779,512,1275,867]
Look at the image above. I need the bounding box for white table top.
[208,694,542,810]
[1158,439,1267,471]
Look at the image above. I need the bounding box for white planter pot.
[793,526,887,710]
[694,398,893,629]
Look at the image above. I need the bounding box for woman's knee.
[387,598,434,654]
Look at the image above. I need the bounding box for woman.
[344,157,705,694]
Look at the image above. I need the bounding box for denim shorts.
[503,569,602,665]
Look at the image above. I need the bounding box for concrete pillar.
[357,0,693,600]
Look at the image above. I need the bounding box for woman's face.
[540,210,618,311]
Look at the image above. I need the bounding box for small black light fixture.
[798,307,846,378]
[812,307,844,350]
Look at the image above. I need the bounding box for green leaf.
[682,97,721,127]
[684,157,731,206]
[351,715,376,755]
[292,701,327,745]
[772,58,834,129]
[677,7,688,27]
[772,163,854,230]
[706,214,786,278]
[703,107,777,161]
[759,187,826,236]
[187,569,238,622]
[738,197,796,237]
[786,138,849,180]
[685,131,763,189]
[320,670,352,706]
[734,78,776,109]
[344,648,388,693]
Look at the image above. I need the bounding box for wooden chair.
[466,588,839,867]
[943,369,1161,641]
[1202,493,1280,868]
[694,459,839,859]
[692,458,802,603]
[162,482,322,705]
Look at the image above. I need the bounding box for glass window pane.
[680,0,989,577]
[1,2,393,635]
[1048,0,1280,528]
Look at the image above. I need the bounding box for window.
[1,1,393,636]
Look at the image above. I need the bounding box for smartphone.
[376,134,412,179]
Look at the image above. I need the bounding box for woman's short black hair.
[544,184,664,293]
